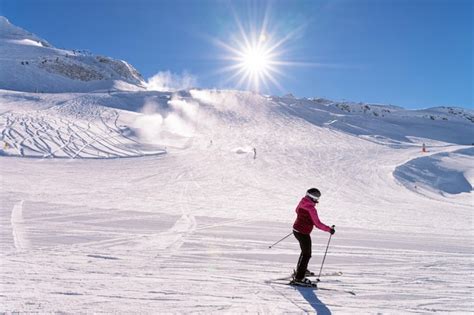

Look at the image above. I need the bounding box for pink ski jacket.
[293,196,332,235]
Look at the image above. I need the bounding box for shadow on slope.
[394,147,473,195]
[277,98,474,146]
[296,286,331,314]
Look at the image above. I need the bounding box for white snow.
[10,200,30,251]
[11,38,44,47]
[395,148,473,197]
[1,16,473,314]
[0,17,146,93]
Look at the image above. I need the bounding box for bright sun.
[225,32,282,92]
[212,6,310,93]
[241,32,270,74]
[240,46,270,74]
[214,26,288,92]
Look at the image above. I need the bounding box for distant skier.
[292,188,335,286]
[253,147,257,159]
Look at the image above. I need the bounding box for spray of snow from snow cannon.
[145,70,196,92]
[134,96,200,147]
[134,99,165,144]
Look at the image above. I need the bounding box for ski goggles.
[306,192,320,201]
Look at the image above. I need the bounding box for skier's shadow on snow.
[295,287,331,314]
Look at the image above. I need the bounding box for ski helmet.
[306,188,321,201]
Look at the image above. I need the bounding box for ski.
[266,279,356,296]
[289,279,318,288]
[265,279,317,289]
[316,271,343,277]
[276,271,343,281]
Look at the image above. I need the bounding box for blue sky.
[1,0,472,109]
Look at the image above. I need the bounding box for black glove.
[330,227,335,235]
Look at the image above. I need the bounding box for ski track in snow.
[1,147,472,313]
[10,200,29,251]
[0,106,164,159]
[1,216,471,313]
[0,91,472,313]
[1,19,474,312]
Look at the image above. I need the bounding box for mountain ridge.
[0,16,146,93]
[0,17,472,161]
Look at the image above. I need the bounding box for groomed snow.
[1,88,473,313]
[1,16,473,314]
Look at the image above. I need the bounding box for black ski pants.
[293,230,311,280]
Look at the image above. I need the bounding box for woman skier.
[292,188,335,286]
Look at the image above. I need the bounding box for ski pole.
[316,225,335,282]
[268,232,293,249]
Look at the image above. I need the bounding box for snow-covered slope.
[278,96,474,145]
[394,147,474,195]
[0,17,145,93]
[0,16,51,46]
[1,17,473,314]
[1,88,472,158]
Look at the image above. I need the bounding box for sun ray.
[213,6,313,93]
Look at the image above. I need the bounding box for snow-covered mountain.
[1,17,473,313]
[0,16,145,93]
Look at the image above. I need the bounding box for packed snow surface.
[1,88,473,313]
[1,16,473,314]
